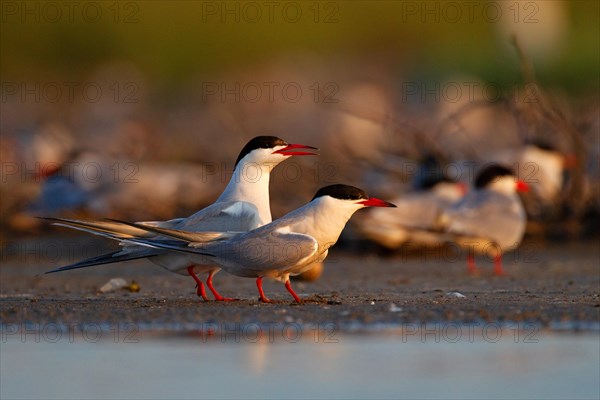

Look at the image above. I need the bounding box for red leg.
[206,270,237,301]
[285,279,302,303]
[467,254,477,274]
[187,266,209,301]
[256,277,272,303]
[493,254,505,276]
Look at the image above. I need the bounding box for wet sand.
[1,236,598,331]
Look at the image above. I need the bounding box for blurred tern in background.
[440,164,529,275]
[492,142,575,216]
[120,184,397,303]
[43,136,317,301]
[29,149,115,215]
[356,157,466,249]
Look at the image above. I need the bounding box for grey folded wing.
[380,192,450,230]
[444,191,526,249]
[129,229,320,278]
[176,201,262,232]
[204,229,320,277]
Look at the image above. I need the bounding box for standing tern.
[43,136,317,300]
[440,164,529,275]
[491,142,575,216]
[120,184,397,303]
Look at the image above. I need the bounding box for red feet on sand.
[255,277,302,303]
[187,266,209,301]
[207,271,237,301]
[285,279,302,303]
[188,266,236,301]
[467,254,477,274]
[256,277,272,303]
[466,254,506,276]
[188,270,303,303]
[493,255,506,276]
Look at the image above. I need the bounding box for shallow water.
[1,328,598,400]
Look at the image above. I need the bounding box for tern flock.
[44,136,529,303]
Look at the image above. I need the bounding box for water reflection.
[1,329,598,400]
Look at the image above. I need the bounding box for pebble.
[446,292,467,298]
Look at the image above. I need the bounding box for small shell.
[98,278,128,293]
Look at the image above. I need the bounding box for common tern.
[43,136,317,300]
[492,142,575,215]
[440,164,529,275]
[118,184,396,303]
[356,159,466,250]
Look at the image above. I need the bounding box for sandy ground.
[1,235,598,331]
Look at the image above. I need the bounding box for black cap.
[413,155,456,190]
[474,164,514,189]
[312,184,368,201]
[526,139,558,152]
[235,136,287,167]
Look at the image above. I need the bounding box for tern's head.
[299,185,395,244]
[234,136,317,168]
[526,141,577,169]
[411,155,467,196]
[475,164,529,194]
[311,184,396,210]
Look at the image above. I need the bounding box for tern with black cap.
[43,136,317,301]
[440,164,529,275]
[121,184,397,303]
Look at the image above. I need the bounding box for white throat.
[285,197,363,247]
[216,160,274,224]
[487,176,517,195]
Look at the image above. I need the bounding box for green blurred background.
[2,1,598,91]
